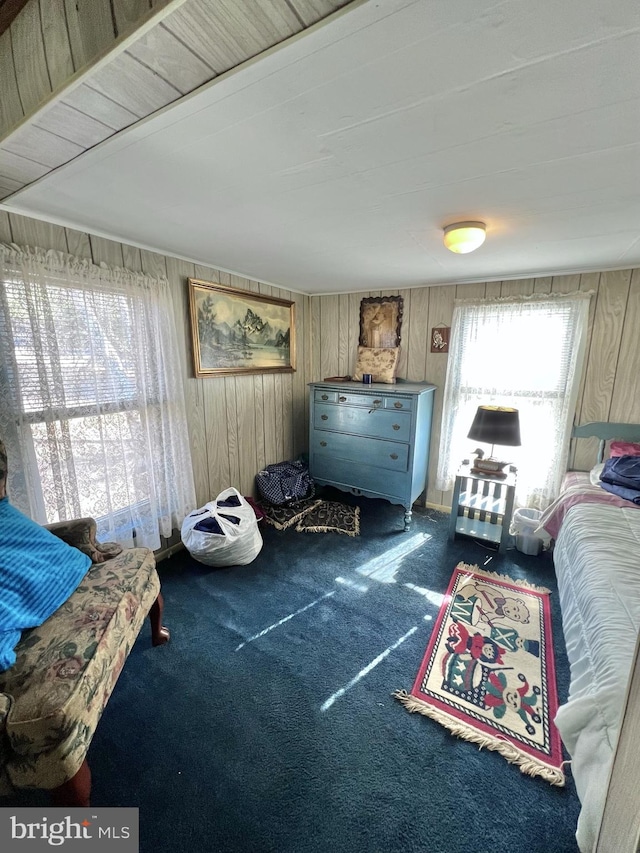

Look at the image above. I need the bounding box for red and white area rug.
[395,562,565,785]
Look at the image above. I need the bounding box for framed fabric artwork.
[359,296,404,348]
[188,279,295,377]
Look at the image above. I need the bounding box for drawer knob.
[339,396,347,402]
[321,394,328,400]
[394,402,403,409]
[321,414,328,421]
[392,424,400,431]
[390,453,398,460]
[320,441,327,447]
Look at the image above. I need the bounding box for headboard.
[572,422,640,464]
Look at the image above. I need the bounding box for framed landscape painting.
[188,279,296,377]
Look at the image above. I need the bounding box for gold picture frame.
[359,295,404,348]
[188,279,296,378]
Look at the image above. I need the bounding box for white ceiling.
[5,0,640,294]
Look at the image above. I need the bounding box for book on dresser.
[308,380,436,530]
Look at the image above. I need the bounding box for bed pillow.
[0,497,91,672]
[609,441,640,458]
[589,462,605,486]
[353,346,400,384]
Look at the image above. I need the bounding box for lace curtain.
[436,292,591,510]
[0,243,196,550]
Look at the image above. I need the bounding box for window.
[0,245,196,550]
[436,293,591,509]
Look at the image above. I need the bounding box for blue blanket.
[600,481,640,505]
[0,498,91,671]
[600,455,640,505]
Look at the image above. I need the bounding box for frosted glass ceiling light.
[443,221,486,254]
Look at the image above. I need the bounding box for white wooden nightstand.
[448,463,517,553]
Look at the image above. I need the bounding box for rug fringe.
[455,562,551,595]
[264,500,322,530]
[393,690,565,787]
[264,516,293,531]
[296,507,360,536]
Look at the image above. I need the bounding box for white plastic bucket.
[515,533,543,556]
[511,507,543,536]
[511,508,545,555]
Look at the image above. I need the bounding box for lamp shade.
[467,406,521,447]
[443,222,486,254]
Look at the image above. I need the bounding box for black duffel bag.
[255,459,314,506]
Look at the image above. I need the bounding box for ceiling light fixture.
[443,221,486,254]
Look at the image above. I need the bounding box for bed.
[538,422,640,852]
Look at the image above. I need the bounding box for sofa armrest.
[45,518,123,564]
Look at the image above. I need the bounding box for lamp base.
[471,457,509,478]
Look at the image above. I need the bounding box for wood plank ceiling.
[0,0,355,201]
[0,0,29,36]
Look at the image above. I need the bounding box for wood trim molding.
[0,0,29,37]
[0,0,188,144]
[425,502,451,514]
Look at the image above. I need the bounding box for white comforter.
[554,503,640,852]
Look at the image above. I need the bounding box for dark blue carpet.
[4,490,581,852]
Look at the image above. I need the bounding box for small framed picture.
[188,279,295,377]
[359,295,403,348]
[430,327,450,353]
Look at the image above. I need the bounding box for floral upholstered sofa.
[0,440,169,806]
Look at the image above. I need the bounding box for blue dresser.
[308,381,436,529]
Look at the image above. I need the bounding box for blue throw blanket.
[0,498,91,671]
[600,455,640,505]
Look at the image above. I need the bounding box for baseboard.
[424,501,451,514]
[153,505,451,561]
[154,540,185,562]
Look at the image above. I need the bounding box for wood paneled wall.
[2,203,638,517]
[310,269,640,510]
[0,210,311,511]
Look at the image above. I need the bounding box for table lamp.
[467,405,521,477]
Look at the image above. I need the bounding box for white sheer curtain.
[436,292,591,510]
[0,243,196,550]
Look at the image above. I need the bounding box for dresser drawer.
[313,403,411,443]
[384,396,413,412]
[311,430,409,472]
[310,455,408,503]
[332,391,387,408]
[314,389,338,403]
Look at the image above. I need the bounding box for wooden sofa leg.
[51,759,91,807]
[149,592,170,646]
